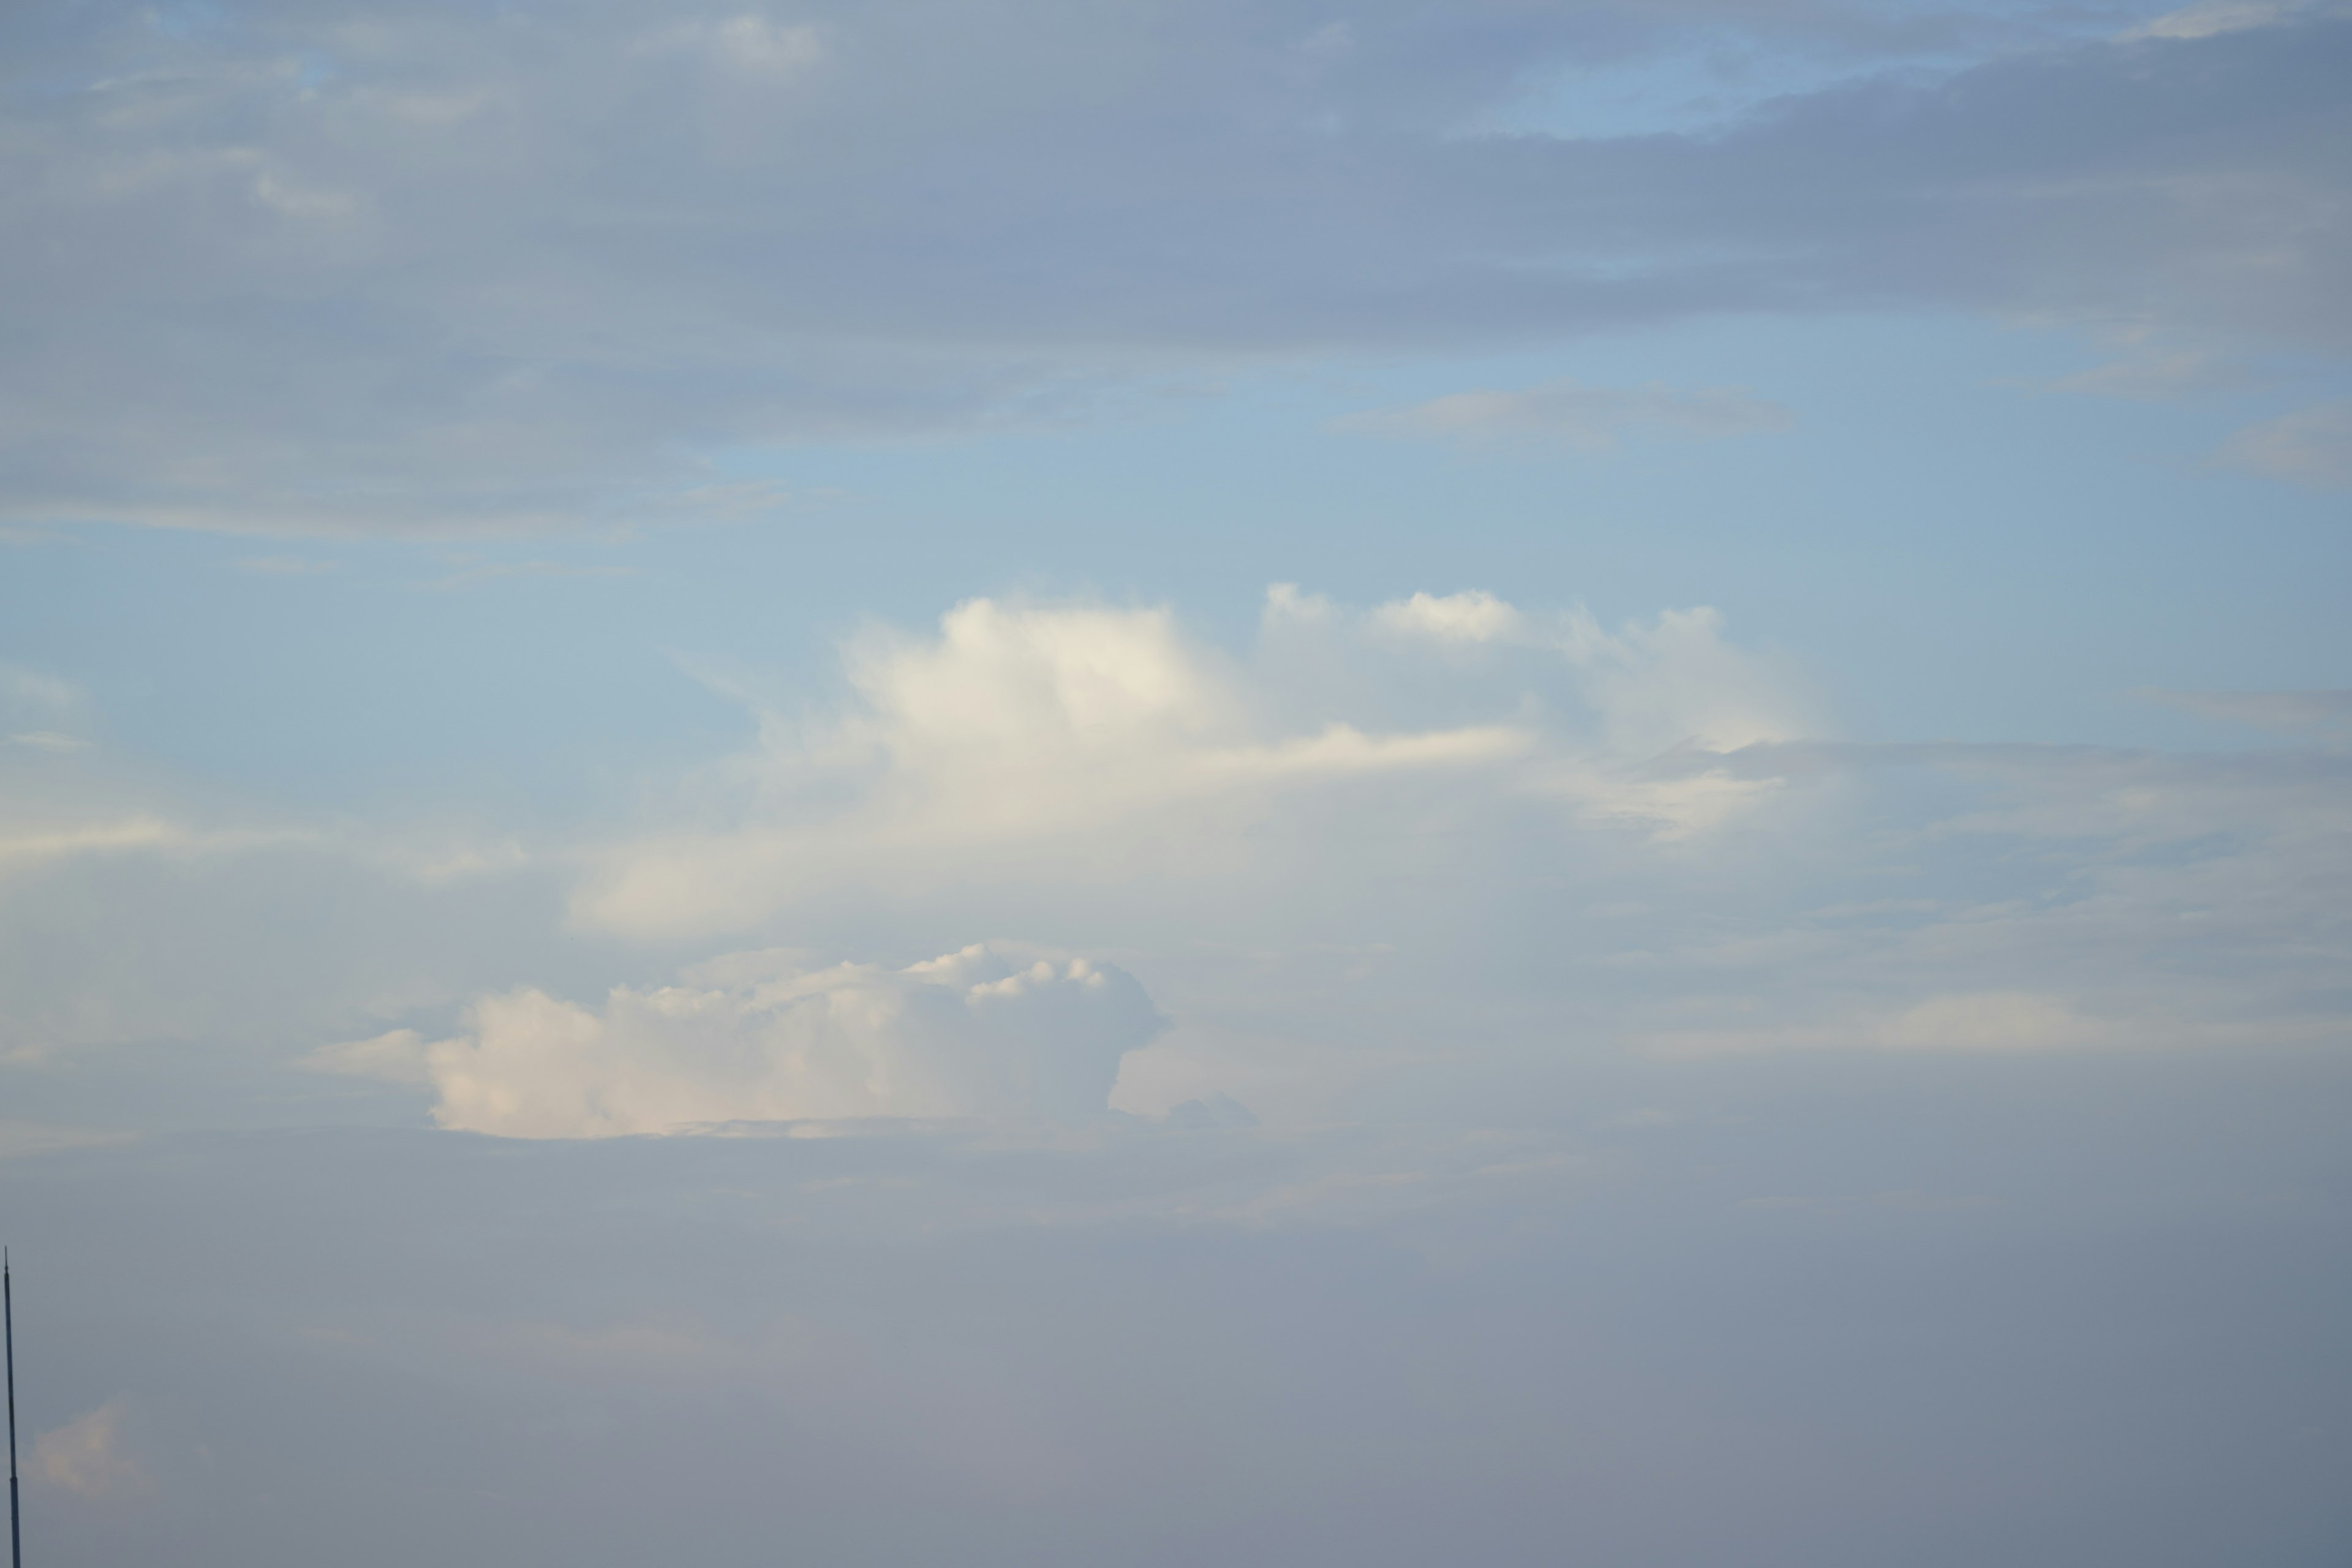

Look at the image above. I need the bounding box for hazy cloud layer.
[4,0,2347,532]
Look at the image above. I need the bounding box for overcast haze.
[2,0,2349,1562]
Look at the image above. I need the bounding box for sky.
[1,0,2349,1562]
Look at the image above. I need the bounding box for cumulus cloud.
[1368,589,1528,644]
[1339,380,1795,450]
[9,589,2345,1129]
[2,2,2346,533]
[574,589,1808,940]
[313,943,1163,1137]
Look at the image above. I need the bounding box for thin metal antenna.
[6,1248,19,1568]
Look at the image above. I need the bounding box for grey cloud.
[2,1,2346,533]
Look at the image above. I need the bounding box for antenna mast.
[6,1250,19,1568]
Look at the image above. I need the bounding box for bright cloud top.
[574,588,1811,940]
[311,942,1162,1137]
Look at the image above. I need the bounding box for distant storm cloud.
[1,1,2346,533]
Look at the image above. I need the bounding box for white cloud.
[17,586,2345,1139]
[35,1400,145,1500]
[1370,590,1525,644]
[318,943,1163,1139]
[2218,399,2352,488]
[574,590,1808,941]
[1338,379,1794,451]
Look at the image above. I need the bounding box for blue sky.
[2,0,2349,1562]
